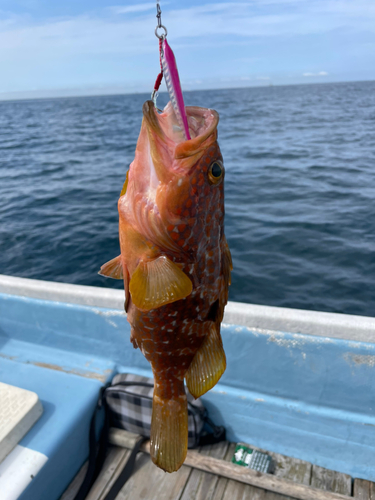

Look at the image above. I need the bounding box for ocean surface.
[1,81,375,317]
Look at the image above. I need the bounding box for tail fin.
[150,391,188,473]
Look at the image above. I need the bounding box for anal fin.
[185,323,226,398]
[129,256,192,311]
[99,255,123,279]
[150,394,188,473]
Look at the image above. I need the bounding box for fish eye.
[208,161,224,185]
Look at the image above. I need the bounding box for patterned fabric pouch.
[105,372,225,448]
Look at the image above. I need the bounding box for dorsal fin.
[129,256,192,311]
[98,255,123,279]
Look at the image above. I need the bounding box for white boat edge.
[1,273,374,343]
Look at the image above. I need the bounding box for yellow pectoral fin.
[185,323,226,399]
[99,255,123,279]
[129,256,192,311]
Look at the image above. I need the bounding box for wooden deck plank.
[60,461,88,500]
[108,430,353,500]
[269,452,312,486]
[61,428,362,500]
[228,442,311,500]
[235,442,312,486]
[86,447,130,500]
[211,443,236,500]
[216,442,266,500]
[311,465,352,496]
[179,441,229,500]
[115,452,191,500]
[353,479,375,499]
[265,450,312,500]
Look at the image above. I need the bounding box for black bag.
[74,373,225,500]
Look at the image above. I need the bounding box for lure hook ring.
[155,25,167,39]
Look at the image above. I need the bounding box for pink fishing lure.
[161,38,191,141]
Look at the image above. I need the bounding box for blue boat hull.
[0,274,375,498]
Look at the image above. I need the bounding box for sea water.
[1,81,374,316]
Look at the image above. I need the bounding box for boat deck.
[61,431,372,500]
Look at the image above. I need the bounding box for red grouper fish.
[100,99,232,472]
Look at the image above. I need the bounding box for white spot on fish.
[177,178,183,187]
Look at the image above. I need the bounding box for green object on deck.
[232,444,272,473]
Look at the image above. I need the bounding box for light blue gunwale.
[1,287,375,498]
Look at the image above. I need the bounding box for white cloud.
[0,0,374,61]
[303,71,329,76]
[0,1,373,93]
[111,3,165,15]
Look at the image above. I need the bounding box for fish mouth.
[142,100,219,161]
[142,100,164,139]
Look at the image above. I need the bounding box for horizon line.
[0,78,374,104]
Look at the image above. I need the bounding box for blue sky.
[1,0,374,99]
